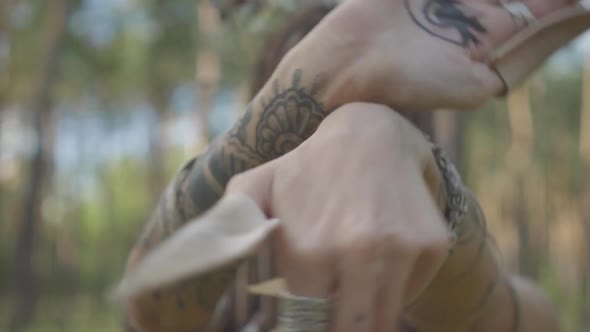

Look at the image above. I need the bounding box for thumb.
[226,161,276,217]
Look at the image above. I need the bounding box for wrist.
[405,188,499,331]
[263,15,374,112]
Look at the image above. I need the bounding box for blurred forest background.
[0,0,589,331]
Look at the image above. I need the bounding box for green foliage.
[0,295,121,332]
[216,3,293,85]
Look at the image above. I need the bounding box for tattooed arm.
[125,8,377,326]
[124,79,558,332]
[125,65,336,331]
[124,0,570,329]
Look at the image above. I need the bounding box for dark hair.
[249,3,435,137]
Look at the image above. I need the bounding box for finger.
[227,161,330,299]
[226,161,277,216]
[375,255,414,332]
[476,0,572,53]
[280,242,337,299]
[333,253,384,332]
[401,172,450,301]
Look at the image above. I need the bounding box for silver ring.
[502,2,536,29]
[279,293,331,332]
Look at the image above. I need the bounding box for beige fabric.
[115,193,279,299]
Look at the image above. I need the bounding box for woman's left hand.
[227,103,451,332]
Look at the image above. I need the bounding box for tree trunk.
[505,82,538,277]
[10,0,67,330]
[194,0,221,153]
[0,0,11,111]
[579,41,590,331]
[148,91,169,200]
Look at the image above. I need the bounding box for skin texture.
[225,105,560,332]
[272,0,574,111]
[226,104,451,332]
[126,103,560,332]
[126,68,331,332]
[124,0,570,331]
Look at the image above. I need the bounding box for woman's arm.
[404,181,559,332]
[125,99,559,332]
[124,92,437,332]
[124,62,346,331]
[124,47,384,329]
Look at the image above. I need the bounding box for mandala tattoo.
[256,69,327,160]
[404,0,487,47]
[130,70,329,329]
[175,69,328,218]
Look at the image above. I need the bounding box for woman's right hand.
[275,0,581,112]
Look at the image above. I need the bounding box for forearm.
[400,167,500,330]
[165,34,367,222]
[469,274,560,332]
[125,55,360,330]
[125,159,239,332]
[405,188,559,332]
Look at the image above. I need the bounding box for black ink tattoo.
[232,103,254,146]
[256,69,327,160]
[175,158,199,222]
[130,70,329,328]
[136,71,328,241]
[405,0,487,47]
[180,69,327,217]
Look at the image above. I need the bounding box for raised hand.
[226,104,450,332]
[272,0,589,111]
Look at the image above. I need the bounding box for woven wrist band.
[431,144,468,246]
